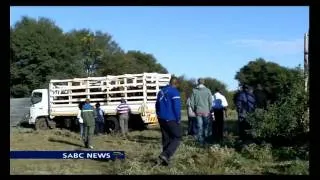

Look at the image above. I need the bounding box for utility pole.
[304,32,309,93]
[304,32,310,133]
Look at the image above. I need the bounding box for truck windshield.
[31,92,42,105]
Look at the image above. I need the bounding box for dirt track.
[10,98,30,127]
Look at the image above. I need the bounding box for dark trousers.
[213,109,224,143]
[239,118,252,141]
[188,116,198,135]
[159,119,182,160]
[95,121,105,134]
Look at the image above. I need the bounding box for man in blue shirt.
[155,77,181,166]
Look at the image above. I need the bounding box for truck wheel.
[35,117,49,130]
[105,116,120,133]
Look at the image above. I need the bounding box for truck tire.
[105,116,120,133]
[35,117,49,130]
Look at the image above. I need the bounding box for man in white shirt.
[77,102,84,140]
[212,88,228,144]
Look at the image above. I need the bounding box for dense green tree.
[126,51,168,74]
[235,58,301,104]
[176,75,196,108]
[97,51,168,75]
[203,77,228,95]
[65,29,123,77]
[247,67,308,146]
[10,16,169,97]
[10,16,81,97]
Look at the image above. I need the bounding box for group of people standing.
[73,77,265,165]
[76,98,131,149]
[186,78,229,145]
[155,77,267,166]
[186,81,267,145]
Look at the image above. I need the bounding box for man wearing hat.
[81,98,96,149]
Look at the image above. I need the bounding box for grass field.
[10,111,309,175]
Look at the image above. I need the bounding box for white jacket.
[77,109,83,123]
[212,92,228,109]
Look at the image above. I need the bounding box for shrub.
[272,146,309,161]
[241,143,273,162]
[246,68,309,146]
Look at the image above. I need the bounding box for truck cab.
[29,89,49,124]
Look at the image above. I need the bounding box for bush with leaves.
[235,58,303,104]
[246,67,309,146]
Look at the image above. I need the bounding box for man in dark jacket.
[236,85,256,142]
[155,77,181,166]
[81,99,96,149]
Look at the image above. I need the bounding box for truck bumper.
[142,114,158,125]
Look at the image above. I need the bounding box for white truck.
[27,73,171,131]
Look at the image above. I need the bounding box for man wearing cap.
[190,78,213,145]
[81,98,96,149]
[236,85,256,142]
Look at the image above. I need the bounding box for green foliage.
[11,16,76,97]
[246,67,309,145]
[177,76,196,108]
[272,146,309,161]
[203,77,228,95]
[10,84,30,98]
[262,160,309,175]
[235,58,302,104]
[241,143,273,162]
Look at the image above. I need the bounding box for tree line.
[10,16,304,111]
[10,16,233,108]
